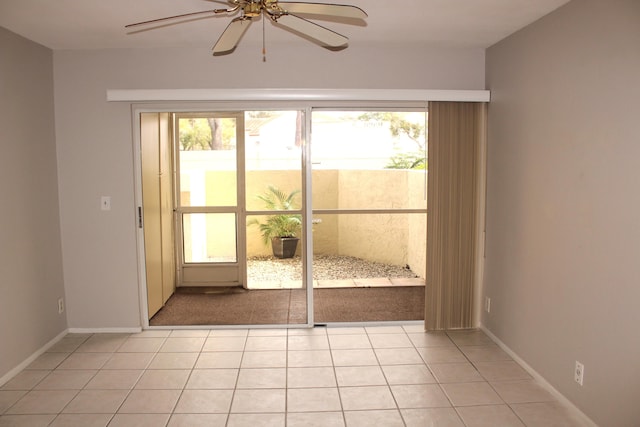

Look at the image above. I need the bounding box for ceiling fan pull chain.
[262,13,267,62]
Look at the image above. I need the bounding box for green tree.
[358,112,427,170]
[385,152,427,170]
[179,118,211,151]
[179,117,236,151]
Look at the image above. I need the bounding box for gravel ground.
[247,254,418,281]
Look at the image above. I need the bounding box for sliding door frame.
[127,89,489,329]
[133,103,315,329]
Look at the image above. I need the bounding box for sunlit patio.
[246,255,425,290]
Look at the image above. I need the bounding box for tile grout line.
[112,333,170,425]
[46,333,92,425]
[446,330,518,427]
[284,328,289,427]
[223,330,249,426]
[6,334,94,421]
[324,326,349,427]
[167,334,205,426]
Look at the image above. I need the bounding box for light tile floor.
[0,326,590,427]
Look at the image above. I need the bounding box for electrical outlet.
[57,298,64,314]
[484,297,491,313]
[574,361,584,386]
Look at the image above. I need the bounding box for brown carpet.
[150,286,425,326]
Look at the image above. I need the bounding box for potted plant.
[248,185,302,259]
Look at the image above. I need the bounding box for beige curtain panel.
[426,101,487,330]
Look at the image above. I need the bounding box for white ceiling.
[0,0,570,51]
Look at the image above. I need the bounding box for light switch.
[101,196,111,211]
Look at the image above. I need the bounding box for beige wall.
[52,44,482,328]
[191,167,426,270]
[484,1,640,426]
[0,28,66,381]
[336,169,426,269]
[310,170,339,255]
[408,172,428,278]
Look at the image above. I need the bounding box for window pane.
[245,111,302,212]
[311,111,427,210]
[312,213,426,281]
[178,117,237,207]
[311,213,425,323]
[183,213,237,263]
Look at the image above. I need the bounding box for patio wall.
[188,165,426,277]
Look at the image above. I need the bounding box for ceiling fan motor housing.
[243,2,263,18]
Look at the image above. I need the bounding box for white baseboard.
[480,325,598,427]
[0,329,69,387]
[67,327,142,334]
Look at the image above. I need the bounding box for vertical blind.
[426,101,487,330]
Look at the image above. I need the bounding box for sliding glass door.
[244,110,307,324]
[165,110,308,325]
[310,110,427,322]
[141,106,426,326]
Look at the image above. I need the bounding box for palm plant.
[248,186,302,246]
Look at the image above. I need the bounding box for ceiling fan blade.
[275,14,348,47]
[125,8,232,29]
[277,2,367,19]
[207,0,236,5]
[213,17,253,53]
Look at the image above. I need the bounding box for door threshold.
[143,320,424,331]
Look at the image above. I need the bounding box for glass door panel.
[311,213,426,323]
[175,113,244,287]
[178,116,238,207]
[182,213,237,263]
[244,110,307,324]
[310,109,427,323]
[312,213,426,279]
[311,110,427,210]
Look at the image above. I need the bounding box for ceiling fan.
[125,0,367,56]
